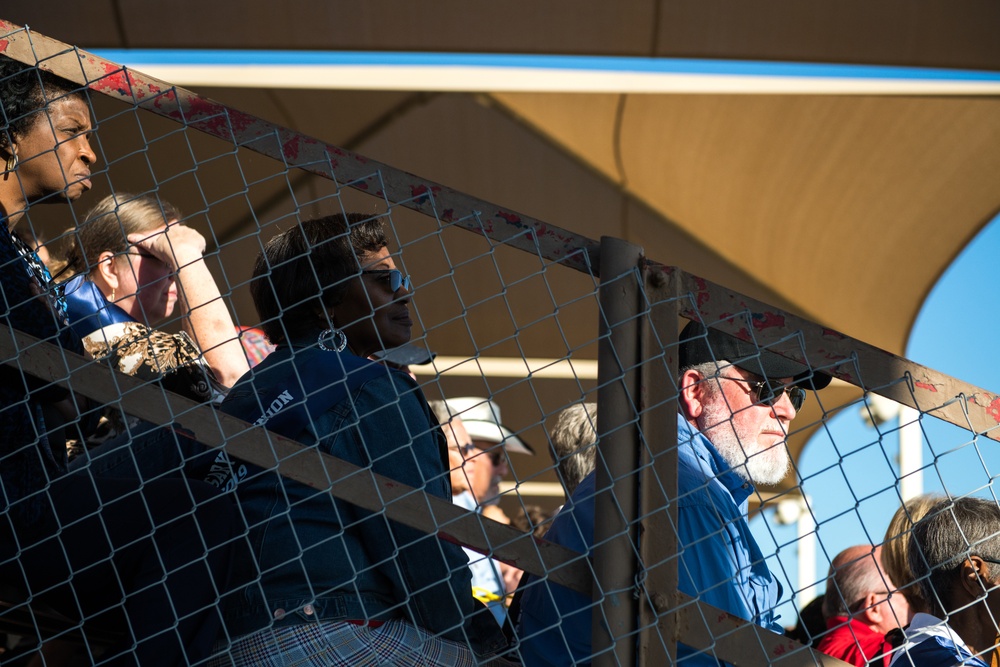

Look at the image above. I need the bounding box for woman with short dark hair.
[219,213,508,665]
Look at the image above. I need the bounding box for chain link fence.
[2,19,1000,667]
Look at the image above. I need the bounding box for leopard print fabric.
[64,322,222,458]
[83,321,218,399]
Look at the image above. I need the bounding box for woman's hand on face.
[127,222,206,270]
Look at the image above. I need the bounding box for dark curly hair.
[0,55,84,158]
[251,213,388,345]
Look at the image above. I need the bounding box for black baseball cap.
[679,321,832,390]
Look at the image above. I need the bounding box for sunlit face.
[110,242,178,325]
[872,546,911,633]
[697,366,798,485]
[12,96,95,204]
[442,416,477,495]
[468,440,508,505]
[333,247,412,359]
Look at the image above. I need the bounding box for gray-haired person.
[890,497,1000,667]
[516,320,831,666]
[550,402,597,498]
[817,545,908,666]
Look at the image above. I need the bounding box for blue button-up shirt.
[516,414,782,666]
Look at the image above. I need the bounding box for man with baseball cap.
[444,396,533,625]
[516,319,830,665]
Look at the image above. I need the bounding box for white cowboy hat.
[442,396,534,455]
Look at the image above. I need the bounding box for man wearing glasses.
[819,545,910,667]
[444,396,534,625]
[515,320,831,666]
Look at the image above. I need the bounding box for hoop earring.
[4,153,16,172]
[317,328,347,353]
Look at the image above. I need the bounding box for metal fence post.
[594,235,645,667]
[637,265,680,665]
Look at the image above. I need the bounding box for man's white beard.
[700,401,791,486]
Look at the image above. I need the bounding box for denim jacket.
[220,343,506,657]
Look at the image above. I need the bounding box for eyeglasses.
[847,590,891,614]
[718,372,806,411]
[362,269,412,292]
[125,249,170,269]
[452,442,476,458]
[472,447,507,467]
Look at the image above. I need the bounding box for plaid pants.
[213,619,483,667]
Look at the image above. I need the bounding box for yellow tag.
[472,586,502,603]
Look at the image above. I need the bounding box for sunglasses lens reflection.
[388,270,412,292]
[752,378,806,411]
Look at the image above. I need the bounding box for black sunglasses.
[362,269,412,292]
[479,448,506,467]
[718,372,806,411]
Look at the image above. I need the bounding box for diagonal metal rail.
[0,323,593,595]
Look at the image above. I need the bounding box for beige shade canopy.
[5,2,999,511]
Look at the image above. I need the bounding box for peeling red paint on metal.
[410,184,440,206]
[692,277,711,308]
[986,396,1000,423]
[816,348,848,361]
[496,210,523,226]
[320,144,342,165]
[178,96,259,139]
[822,328,846,340]
[282,135,301,160]
[751,312,786,330]
[0,39,8,52]
[151,89,179,116]
[913,381,938,393]
[232,112,258,134]
[93,64,136,98]
[772,641,801,656]
[441,209,455,221]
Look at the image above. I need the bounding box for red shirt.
[817,616,891,667]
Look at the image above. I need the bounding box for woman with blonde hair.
[882,493,945,618]
[59,192,248,400]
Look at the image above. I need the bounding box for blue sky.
[753,211,1000,625]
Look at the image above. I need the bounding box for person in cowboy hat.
[445,396,534,625]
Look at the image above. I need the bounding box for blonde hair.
[53,193,180,279]
[882,493,944,613]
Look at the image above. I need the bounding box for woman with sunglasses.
[0,55,236,665]
[217,213,508,665]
